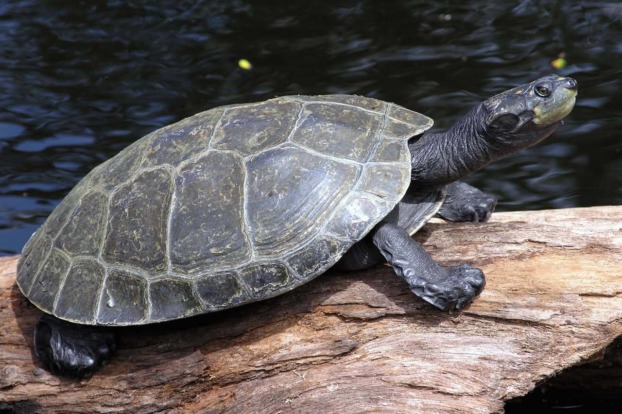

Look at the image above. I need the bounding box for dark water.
[1,1,621,255]
[0,0,621,409]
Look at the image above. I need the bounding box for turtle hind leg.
[34,314,116,378]
[372,222,485,311]
[334,238,385,271]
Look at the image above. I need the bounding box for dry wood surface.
[1,206,622,413]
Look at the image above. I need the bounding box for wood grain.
[1,206,621,413]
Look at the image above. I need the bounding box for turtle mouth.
[533,87,577,126]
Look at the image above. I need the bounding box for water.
[1,1,621,255]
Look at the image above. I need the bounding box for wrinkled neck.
[409,104,493,185]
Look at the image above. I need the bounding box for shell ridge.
[145,278,153,323]
[161,166,175,275]
[289,97,386,116]
[385,116,431,132]
[94,267,110,324]
[240,155,255,264]
[93,188,111,264]
[51,255,74,315]
[70,255,152,279]
[284,100,306,144]
[188,282,206,318]
[161,160,189,277]
[176,107,227,171]
[166,177,178,275]
[287,141,364,168]
[177,147,238,173]
[48,194,82,255]
[105,164,174,203]
[309,162,366,242]
[21,235,53,297]
[365,102,393,164]
[206,107,228,153]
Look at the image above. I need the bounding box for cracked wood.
[1,206,622,414]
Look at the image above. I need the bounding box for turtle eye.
[535,84,551,97]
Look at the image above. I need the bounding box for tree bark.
[1,206,622,414]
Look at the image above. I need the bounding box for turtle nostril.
[564,78,578,90]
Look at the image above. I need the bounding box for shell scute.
[290,102,383,162]
[54,191,107,256]
[140,108,224,169]
[238,262,292,298]
[211,99,301,157]
[196,272,250,310]
[149,279,203,322]
[170,152,249,274]
[102,168,173,274]
[54,260,105,324]
[27,249,69,312]
[246,144,360,257]
[97,269,148,325]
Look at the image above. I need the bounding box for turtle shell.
[17,95,433,326]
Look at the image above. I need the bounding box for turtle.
[17,75,577,378]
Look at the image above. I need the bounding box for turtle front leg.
[372,222,485,311]
[438,181,497,222]
[34,314,116,378]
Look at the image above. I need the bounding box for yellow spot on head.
[514,89,523,95]
[238,59,253,70]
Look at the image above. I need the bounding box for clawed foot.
[453,196,497,222]
[439,181,497,223]
[35,314,116,379]
[417,264,486,311]
[372,221,487,312]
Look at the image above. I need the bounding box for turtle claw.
[34,314,116,379]
[462,199,497,223]
[439,182,497,223]
[419,264,486,311]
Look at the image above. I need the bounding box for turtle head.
[481,75,577,152]
[409,75,577,185]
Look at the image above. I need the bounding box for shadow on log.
[1,206,622,413]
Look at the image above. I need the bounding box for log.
[1,206,622,413]
[504,334,622,409]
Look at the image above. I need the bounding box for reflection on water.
[0,0,621,256]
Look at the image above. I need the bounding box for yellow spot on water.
[551,52,567,69]
[551,58,566,69]
[238,59,253,70]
